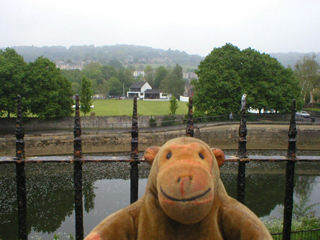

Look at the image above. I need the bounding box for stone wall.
[1,124,319,157]
[0,115,186,134]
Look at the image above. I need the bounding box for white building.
[127,82,171,100]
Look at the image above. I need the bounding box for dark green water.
[1,151,320,240]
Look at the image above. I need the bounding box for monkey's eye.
[199,153,205,159]
[166,152,172,159]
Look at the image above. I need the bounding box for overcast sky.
[1,0,319,56]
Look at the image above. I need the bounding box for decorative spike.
[73,95,82,159]
[186,97,194,137]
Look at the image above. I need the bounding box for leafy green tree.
[25,57,73,119]
[193,44,302,115]
[82,62,104,85]
[294,54,320,104]
[154,66,168,89]
[71,82,81,95]
[169,96,178,115]
[108,76,122,96]
[60,69,82,84]
[144,65,155,86]
[101,65,117,81]
[160,64,185,97]
[0,48,27,117]
[108,59,123,69]
[80,76,93,115]
[117,67,134,95]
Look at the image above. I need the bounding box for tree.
[193,44,302,115]
[101,65,117,81]
[117,67,134,95]
[294,54,320,104]
[108,76,122,96]
[154,66,168,89]
[169,96,178,115]
[80,76,93,115]
[0,48,27,117]
[144,65,155,86]
[25,57,73,119]
[82,62,104,85]
[108,59,123,69]
[160,64,185,97]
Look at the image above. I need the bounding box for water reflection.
[0,160,319,239]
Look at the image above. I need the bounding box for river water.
[0,150,319,240]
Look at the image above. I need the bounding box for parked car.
[296,111,310,118]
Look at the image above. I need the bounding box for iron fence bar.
[283,99,297,240]
[237,94,248,204]
[130,97,139,204]
[73,95,84,240]
[14,95,28,240]
[186,97,194,137]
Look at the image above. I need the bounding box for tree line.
[11,45,203,66]
[0,48,186,118]
[1,44,319,119]
[61,61,186,99]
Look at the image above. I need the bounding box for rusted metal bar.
[130,97,139,204]
[15,95,27,240]
[186,97,194,137]
[237,94,248,204]
[73,95,84,240]
[283,99,297,240]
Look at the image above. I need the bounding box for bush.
[161,115,176,126]
[149,117,157,127]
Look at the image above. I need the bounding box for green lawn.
[87,99,189,116]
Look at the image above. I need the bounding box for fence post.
[130,97,139,204]
[283,99,297,240]
[237,94,248,204]
[15,95,28,240]
[186,97,194,137]
[73,95,84,240]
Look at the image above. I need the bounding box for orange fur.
[85,137,272,240]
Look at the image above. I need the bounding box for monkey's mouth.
[160,187,211,202]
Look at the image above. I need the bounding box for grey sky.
[1,0,319,56]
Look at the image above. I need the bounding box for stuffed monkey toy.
[85,137,272,240]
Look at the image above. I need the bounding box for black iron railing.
[0,95,320,240]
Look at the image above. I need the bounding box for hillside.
[269,52,320,67]
[10,45,203,67]
[4,45,320,69]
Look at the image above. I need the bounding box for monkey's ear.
[144,146,161,165]
[212,148,225,168]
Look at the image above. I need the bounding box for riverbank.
[1,123,319,157]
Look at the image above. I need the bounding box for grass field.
[87,99,190,116]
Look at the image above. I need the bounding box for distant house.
[127,82,152,98]
[127,82,171,100]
